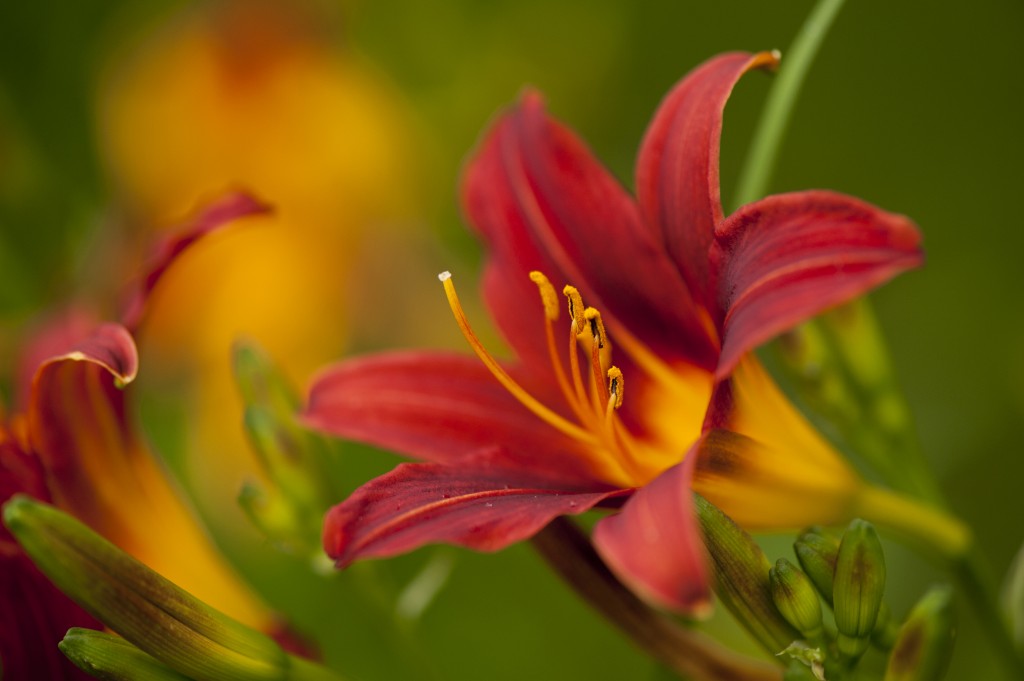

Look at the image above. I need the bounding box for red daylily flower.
[304,52,923,613]
[0,194,306,675]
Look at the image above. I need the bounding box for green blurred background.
[1,1,1022,679]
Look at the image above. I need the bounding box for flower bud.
[60,628,192,681]
[770,558,823,641]
[233,340,301,414]
[833,519,886,660]
[793,526,841,606]
[695,494,800,653]
[884,585,955,681]
[234,341,334,554]
[3,495,289,681]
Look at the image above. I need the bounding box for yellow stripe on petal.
[693,357,862,529]
[29,361,272,630]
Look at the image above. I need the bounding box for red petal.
[464,95,718,371]
[512,94,717,367]
[324,447,624,567]
[25,324,141,534]
[636,51,778,307]
[120,192,271,331]
[0,548,100,681]
[712,191,923,378]
[592,450,711,615]
[2,427,100,680]
[463,115,567,372]
[1,438,49,546]
[47,323,139,386]
[303,351,587,470]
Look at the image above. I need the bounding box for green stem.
[732,0,847,208]
[532,517,781,681]
[952,550,1024,680]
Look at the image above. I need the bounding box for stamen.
[584,307,610,407]
[529,271,560,321]
[562,285,585,333]
[566,319,592,415]
[532,272,593,425]
[584,307,608,349]
[438,272,597,445]
[607,366,624,410]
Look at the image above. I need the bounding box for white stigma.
[438,271,452,282]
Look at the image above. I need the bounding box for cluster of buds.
[697,494,956,680]
[233,341,338,562]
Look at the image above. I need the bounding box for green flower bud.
[833,519,886,660]
[233,339,302,413]
[237,479,303,550]
[884,585,955,681]
[60,628,192,681]
[793,526,841,606]
[233,341,335,554]
[3,495,288,681]
[770,558,823,641]
[695,494,800,653]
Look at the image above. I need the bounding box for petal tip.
[517,87,545,110]
[686,595,715,621]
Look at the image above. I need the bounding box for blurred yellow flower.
[95,0,421,505]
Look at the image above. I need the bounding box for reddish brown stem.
[531,517,781,681]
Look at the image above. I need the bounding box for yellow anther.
[562,285,585,332]
[607,366,624,410]
[529,271,560,322]
[584,307,608,349]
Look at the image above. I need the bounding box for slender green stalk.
[732,0,847,208]
[952,550,1024,680]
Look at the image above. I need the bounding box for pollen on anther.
[607,366,624,409]
[438,271,452,282]
[562,285,585,330]
[584,307,608,349]
[529,271,560,321]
